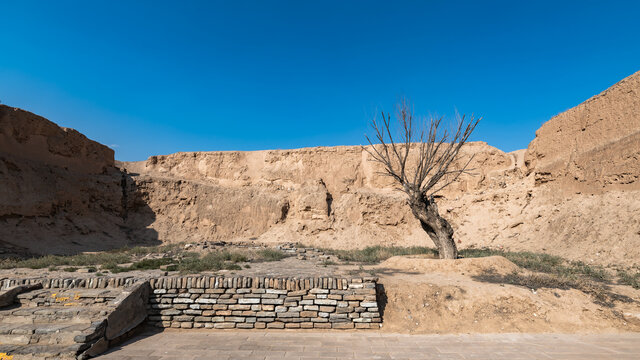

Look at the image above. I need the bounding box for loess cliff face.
[118,142,513,250]
[1,71,639,266]
[525,71,640,191]
[0,105,157,256]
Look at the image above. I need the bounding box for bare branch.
[363,99,481,199]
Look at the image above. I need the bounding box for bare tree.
[364,100,480,259]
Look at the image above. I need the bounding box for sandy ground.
[3,253,640,335]
[375,256,640,334]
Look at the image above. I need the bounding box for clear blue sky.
[1,1,638,161]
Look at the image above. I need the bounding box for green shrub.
[254,249,287,262]
[324,246,436,264]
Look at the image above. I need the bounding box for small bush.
[0,253,131,270]
[617,269,640,289]
[460,248,609,283]
[254,249,287,262]
[324,246,436,264]
[176,251,245,273]
[128,258,175,271]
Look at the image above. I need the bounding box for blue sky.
[1,1,638,161]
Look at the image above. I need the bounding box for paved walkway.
[97,330,640,360]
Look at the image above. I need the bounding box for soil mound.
[377,255,520,276]
[377,258,640,334]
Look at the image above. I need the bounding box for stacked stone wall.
[147,276,381,329]
[0,276,140,290]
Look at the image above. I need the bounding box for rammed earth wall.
[147,276,381,329]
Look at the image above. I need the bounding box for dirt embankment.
[376,256,640,334]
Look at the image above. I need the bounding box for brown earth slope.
[377,256,640,334]
[1,71,639,267]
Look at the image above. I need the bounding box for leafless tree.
[364,100,480,259]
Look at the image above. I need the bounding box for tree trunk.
[409,195,458,259]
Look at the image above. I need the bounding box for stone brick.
[361,312,380,318]
[218,299,238,304]
[276,311,300,318]
[160,310,181,316]
[353,318,372,323]
[336,307,354,314]
[225,316,245,323]
[287,290,307,296]
[236,323,254,329]
[332,322,354,329]
[309,289,329,294]
[175,315,194,322]
[195,298,217,304]
[300,311,317,318]
[265,289,288,295]
[238,298,260,304]
[256,311,276,317]
[173,298,194,304]
[262,298,284,305]
[213,323,236,329]
[315,299,337,305]
[267,322,285,329]
[254,322,266,329]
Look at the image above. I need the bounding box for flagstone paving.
[96,330,640,360]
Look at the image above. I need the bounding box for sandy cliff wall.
[525,71,640,191]
[0,106,155,256]
[118,143,513,250]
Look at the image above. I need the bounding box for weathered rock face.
[0,105,157,256]
[525,71,640,191]
[1,70,639,267]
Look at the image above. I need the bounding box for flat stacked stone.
[0,277,140,290]
[147,276,380,329]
